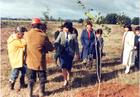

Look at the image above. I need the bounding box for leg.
[38,70,47,97]
[19,66,27,88]
[26,69,36,97]
[9,68,19,90]
[62,68,68,86]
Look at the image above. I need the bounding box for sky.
[0,0,140,19]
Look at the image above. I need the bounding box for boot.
[28,82,34,97]
[39,83,45,97]
[9,80,15,90]
[20,77,27,89]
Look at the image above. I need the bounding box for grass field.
[0,20,140,97]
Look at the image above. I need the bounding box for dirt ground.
[75,83,139,97]
[0,21,140,97]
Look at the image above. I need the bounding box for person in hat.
[63,21,80,61]
[7,26,27,90]
[54,24,77,86]
[122,24,135,74]
[134,26,140,69]
[24,18,53,97]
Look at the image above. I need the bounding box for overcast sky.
[0,0,140,19]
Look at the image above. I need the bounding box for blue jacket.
[80,29,96,59]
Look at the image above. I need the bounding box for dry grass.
[1,21,140,97]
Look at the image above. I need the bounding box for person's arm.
[55,32,62,43]
[13,39,26,48]
[127,32,135,48]
[81,30,85,46]
[44,35,54,52]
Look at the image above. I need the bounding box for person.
[54,23,77,86]
[24,18,53,97]
[134,26,140,69]
[122,24,135,74]
[63,21,80,61]
[95,29,104,57]
[7,26,27,90]
[54,25,64,65]
[80,21,96,64]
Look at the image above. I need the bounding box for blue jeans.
[10,66,26,82]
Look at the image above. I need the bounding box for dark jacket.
[134,35,140,59]
[81,29,96,59]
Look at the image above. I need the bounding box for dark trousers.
[27,69,46,83]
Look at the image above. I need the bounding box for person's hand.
[134,46,137,50]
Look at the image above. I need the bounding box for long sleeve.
[81,30,85,46]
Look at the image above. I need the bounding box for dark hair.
[16,26,27,33]
[32,23,42,29]
[39,23,47,32]
[86,21,93,27]
[64,20,73,28]
[123,24,132,31]
[135,26,140,31]
[63,21,73,30]
[96,29,103,35]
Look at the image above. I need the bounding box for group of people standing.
[7,17,139,97]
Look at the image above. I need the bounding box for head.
[86,21,93,32]
[95,29,103,37]
[64,20,73,32]
[124,24,132,32]
[135,26,140,36]
[31,18,42,29]
[40,23,47,33]
[16,26,27,39]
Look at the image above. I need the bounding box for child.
[95,29,104,57]
[7,26,27,90]
[134,26,140,69]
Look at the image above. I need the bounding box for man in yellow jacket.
[7,26,27,90]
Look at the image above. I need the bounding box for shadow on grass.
[102,57,121,67]
[49,57,139,94]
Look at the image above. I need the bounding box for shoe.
[9,80,15,90]
[63,80,68,87]
[82,59,87,64]
[125,66,130,74]
[20,78,27,89]
[39,84,45,97]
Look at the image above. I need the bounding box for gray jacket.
[55,32,78,57]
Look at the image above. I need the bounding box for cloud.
[0,0,139,19]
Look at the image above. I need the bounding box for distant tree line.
[1,17,31,21]
[78,13,140,25]
[2,13,140,25]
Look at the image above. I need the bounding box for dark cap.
[16,26,27,33]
